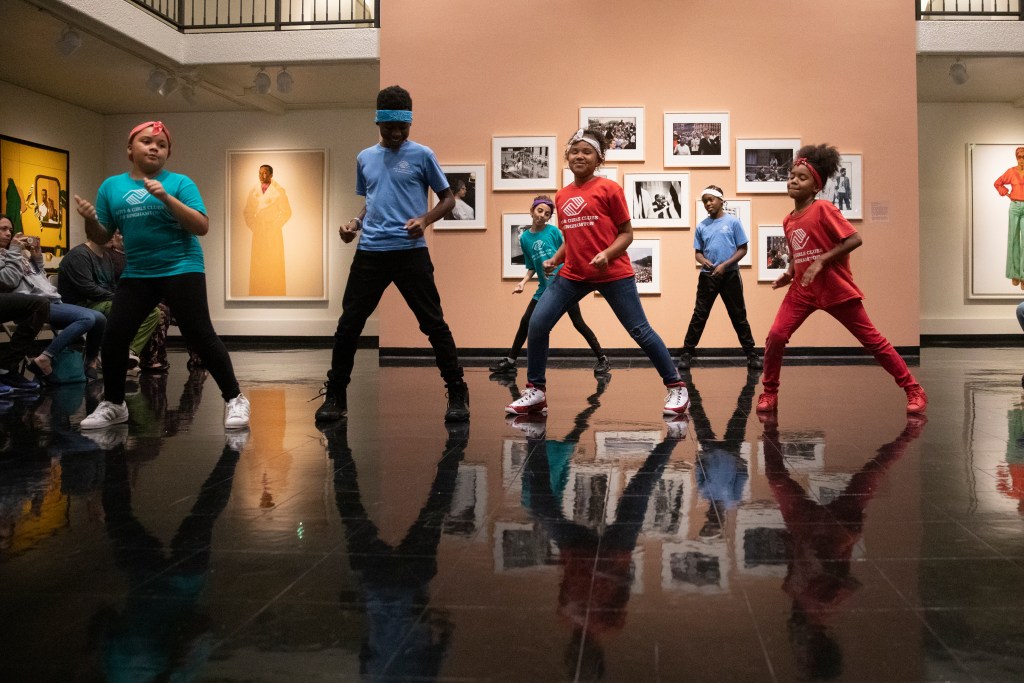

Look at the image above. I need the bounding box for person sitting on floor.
[58,231,169,373]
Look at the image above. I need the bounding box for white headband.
[700,187,724,199]
[567,128,604,160]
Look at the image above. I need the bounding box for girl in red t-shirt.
[505,128,688,417]
[757,143,927,414]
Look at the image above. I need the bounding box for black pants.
[103,273,240,404]
[509,298,603,360]
[0,293,49,372]
[330,248,463,387]
[681,270,757,355]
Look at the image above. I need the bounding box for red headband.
[793,157,822,190]
[128,121,171,149]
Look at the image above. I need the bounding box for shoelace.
[309,382,332,403]
[227,398,249,419]
[666,387,686,405]
[518,388,542,403]
[95,402,121,419]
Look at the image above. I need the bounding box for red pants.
[762,296,916,393]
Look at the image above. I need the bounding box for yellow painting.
[1,135,71,260]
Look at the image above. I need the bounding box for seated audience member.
[58,231,168,372]
[0,292,47,392]
[0,216,104,383]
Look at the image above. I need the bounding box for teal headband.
[375,109,413,123]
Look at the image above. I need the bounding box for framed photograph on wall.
[435,164,485,229]
[493,136,557,191]
[757,225,788,282]
[970,143,1024,299]
[624,173,690,228]
[226,149,328,301]
[563,166,618,187]
[816,153,863,220]
[664,112,730,168]
[628,239,661,294]
[693,197,753,266]
[736,138,800,193]
[579,107,644,162]
[502,212,532,278]
[0,135,70,263]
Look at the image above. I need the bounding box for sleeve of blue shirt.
[174,175,207,215]
[422,148,449,196]
[521,232,537,273]
[730,215,749,247]
[355,155,367,197]
[94,179,116,235]
[693,220,706,251]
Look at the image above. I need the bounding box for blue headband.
[375,109,413,123]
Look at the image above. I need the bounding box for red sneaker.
[756,392,778,413]
[906,385,928,414]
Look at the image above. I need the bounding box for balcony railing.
[917,1,1024,19]
[131,0,379,31]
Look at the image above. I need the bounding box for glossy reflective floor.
[2,347,1024,681]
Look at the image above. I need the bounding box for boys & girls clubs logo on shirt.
[790,228,810,251]
[123,189,151,206]
[561,196,586,217]
[392,160,413,175]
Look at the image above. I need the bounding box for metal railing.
[131,0,379,31]
[917,0,1024,19]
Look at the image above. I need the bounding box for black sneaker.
[746,353,763,370]
[593,355,611,375]
[445,381,470,422]
[488,357,516,373]
[314,381,347,423]
[676,352,692,370]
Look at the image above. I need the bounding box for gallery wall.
[919,101,1024,335]
[377,0,922,353]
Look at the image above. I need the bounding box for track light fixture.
[56,26,82,57]
[949,58,968,85]
[146,68,167,93]
[276,67,294,94]
[253,68,271,95]
[158,75,180,97]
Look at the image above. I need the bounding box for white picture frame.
[624,173,690,228]
[628,239,661,294]
[434,164,485,229]
[664,112,730,168]
[736,138,800,193]
[492,136,557,191]
[969,143,1024,299]
[757,225,788,282]
[815,153,862,221]
[562,166,618,187]
[693,196,753,267]
[501,212,532,279]
[580,107,645,162]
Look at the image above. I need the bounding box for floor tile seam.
[739,585,780,683]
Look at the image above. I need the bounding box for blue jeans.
[46,301,105,360]
[526,275,679,387]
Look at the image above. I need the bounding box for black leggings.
[509,298,603,360]
[103,273,240,404]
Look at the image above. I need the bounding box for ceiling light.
[949,59,968,85]
[276,67,293,94]
[56,26,82,57]
[158,75,180,97]
[146,68,167,93]
[253,68,271,95]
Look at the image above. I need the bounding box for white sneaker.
[225,430,250,452]
[664,415,689,440]
[81,424,129,450]
[506,414,547,439]
[225,393,251,429]
[663,383,690,415]
[80,400,129,430]
[505,384,547,415]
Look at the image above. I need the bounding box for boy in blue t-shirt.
[489,196,608,375]
[317,86,468,424]
[678,186,761,370]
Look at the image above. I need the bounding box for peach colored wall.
[378,0,920,351]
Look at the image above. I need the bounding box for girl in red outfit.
[994,146,1024,288]
[757,143,927,414]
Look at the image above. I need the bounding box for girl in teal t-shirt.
[489,196,608,375]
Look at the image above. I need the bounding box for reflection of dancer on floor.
[522,431,681,680]
[490,195,609,376]
[325,423,466,678]
[995,146,1024,289]
[758,144,927,416]
[998,399,1024,515]
[760,413,925,680]
[94,440,241,681]
[686,371,756,538]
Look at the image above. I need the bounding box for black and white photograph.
[492,522,556,573]
[580,106,644,162]
[641,467,692,537]
[662,540,731,594]
[443,464,487,538]
[737,138,800,193]
[501,212,532,278]
[756,430,826,472]
[664,112,731,168]
[625,173,690,229]
[757,225,788,282]
[435,164,486,229]
[693,196,753,266]
[734,506,788,577]
[492,136,557,190]
[816,153,863,220]
[627,239,661,294]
